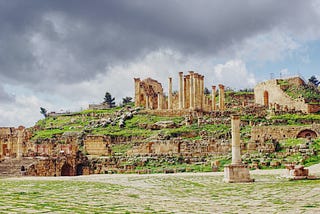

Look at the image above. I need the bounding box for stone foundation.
[224,164,254,183]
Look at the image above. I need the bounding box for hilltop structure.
[255,76,320,113]
[134,71,225,112]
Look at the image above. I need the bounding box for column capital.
[218,84,225,89]
[231,115,240,120]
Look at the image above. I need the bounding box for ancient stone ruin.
[0,73,319,177]
[255,76,320,113]
[134,71,225,112]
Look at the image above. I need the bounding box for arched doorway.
[76,164,83,176]
[263,91,269,106]
[61,163,73,176]
[297,130,317,139]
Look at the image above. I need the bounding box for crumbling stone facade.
[251,124,320,142]
[254,77,320,113]
[0,126,31,159]
[26,153,90,176]
[134,72,225,112]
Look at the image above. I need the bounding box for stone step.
[0,158,37,177]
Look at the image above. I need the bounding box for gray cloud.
[0,84,15,103]
[0,0,319,89]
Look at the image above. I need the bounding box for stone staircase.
[0,157,37,177]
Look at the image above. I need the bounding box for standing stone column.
[157,93,162,110]
[134,78,141,107]
[189,71,194,110]
[212,85,216,111]
[145,95,149,109]
[231,115,241,164]
[224,115,254,183]
[168,77,173,109]
[219,84,225,111]
[183,76,187,109]
[200,75,203,110]
[193,73,197,109]
[17,128,23,159]
[179,72,184,109]
[185,75,190,109]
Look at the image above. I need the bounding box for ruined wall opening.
[297,129,317,139]
[76,164,83,176]
[61,163,73,176]
[263,91,269,106]
[147,142,154,153]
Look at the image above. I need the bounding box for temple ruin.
[134,71,225,112]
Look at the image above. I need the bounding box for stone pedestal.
[224,164,254,183]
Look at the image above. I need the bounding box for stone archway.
[61,163,73,176]
[76,164,83,176]
[263,91,269,106]
[297,129,317,139]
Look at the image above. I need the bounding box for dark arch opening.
[76,164,83,176]
[61,163,73,176]
[297,129,317,139]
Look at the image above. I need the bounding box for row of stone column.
[168,71,225,111]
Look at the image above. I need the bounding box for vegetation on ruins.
[122,96,133,105]
[39,107,47,118]
[308,75,319,87]
[279,79,320,104]
[103,91,116,108]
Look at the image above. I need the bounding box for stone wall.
[0,126,30,159]
[254,77,319,113]
[26,154,90,176]
[128,138,232,156]
[84,135,111,156]
[251,124,320,142]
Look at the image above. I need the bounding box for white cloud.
[233,29,300,62]
[212,59,256,89]
[0,95,52,127]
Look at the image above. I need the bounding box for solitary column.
[179,72,184,109]
[157,93,162,110]
[134,78,141,107]
[224,115,254,183]
[231,115,241,164]
[168,77,173,109]
[219,84,225,111]
[189,71,194,109]
[17,129,23,159]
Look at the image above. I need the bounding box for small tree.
[308,75,319,87]
[122,96,133,105]
[103,92,116,108]
[40,107,47,118]
[204,87,210,95]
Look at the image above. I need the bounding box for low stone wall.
[251,124,320,142]
[26,154,89,176]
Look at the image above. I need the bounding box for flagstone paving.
[1,166,320,213]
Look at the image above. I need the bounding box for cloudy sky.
[1,0,320,127]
